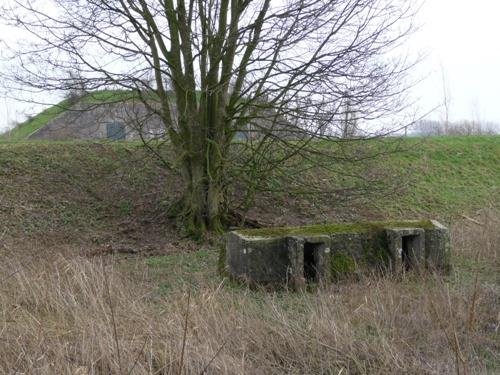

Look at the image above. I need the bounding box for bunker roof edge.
[234,220,436,238]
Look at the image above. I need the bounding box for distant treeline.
[413,119,500,136]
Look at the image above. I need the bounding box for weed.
[0,212,497,373]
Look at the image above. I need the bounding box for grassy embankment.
[0,136,498,373]
[1,136,498,237]
[374,136,499,219]
[0,90,139,141]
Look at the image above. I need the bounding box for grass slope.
[0,90,140,141]
[0,136,498,240]
[0,141,175,243]
[0,136,498,373]
[1,99,73,140]
[375,136,500,218]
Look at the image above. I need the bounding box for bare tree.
[1,0,419,235]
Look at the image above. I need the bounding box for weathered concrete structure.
[224,220,451,288]
[27,97,299,141]
[29,101,165,141]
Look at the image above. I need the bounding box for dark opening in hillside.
[402,235,418,271]
[304,242,320,282]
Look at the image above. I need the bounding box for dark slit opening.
[304,242,319,281]
[402,235,418,271]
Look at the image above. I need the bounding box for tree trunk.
[178,142,225,237]
[180,157,206,236]
[207,179,224,232]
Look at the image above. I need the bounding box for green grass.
[0,141,170,236]
[141,249,220,294]
[0,90,158,141]
[0,136,498,238]
[374,136,500,219]
[0,136,497,374]
[1,99,73,141]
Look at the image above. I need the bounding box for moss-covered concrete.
[236,220,434,238]
[225,220,450,287]
[330,252,356,279]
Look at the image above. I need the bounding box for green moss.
[361,247,390,267]
[80,89,142,104]
[236,220,434,238]
[331,253,356,279]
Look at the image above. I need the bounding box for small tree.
[340,92,359,139]
[63,70,88,105]
[2,0,419,235]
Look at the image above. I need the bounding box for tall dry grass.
[0,212,498,374]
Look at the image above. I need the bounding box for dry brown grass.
[0,212,498,374]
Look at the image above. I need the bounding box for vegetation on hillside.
[0,90,142,141]
[1,98,72,140]
[373,136,500,219]
[0,137,498,241]
[0,136,498,373]
[4,0,419,236]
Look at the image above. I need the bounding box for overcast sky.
[1,0,500,132]
[413,0,500,124]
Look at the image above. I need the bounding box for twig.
[0,228,7,242]
[466,254,481,332]
[127,337,148,375]
[428,288,468,375]
[0,268,24,285]
[179,288,191,375]
[199,328,235,375]
[0,256,36,285]
[103,264,123,374]
[461,215,484,226]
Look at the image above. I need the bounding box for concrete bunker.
[223,220,450,288]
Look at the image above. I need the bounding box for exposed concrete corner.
[425,220,452,273]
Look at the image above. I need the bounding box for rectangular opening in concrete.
[402,235,419,271]
[304,242,320,282]
[106,122,126,140]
